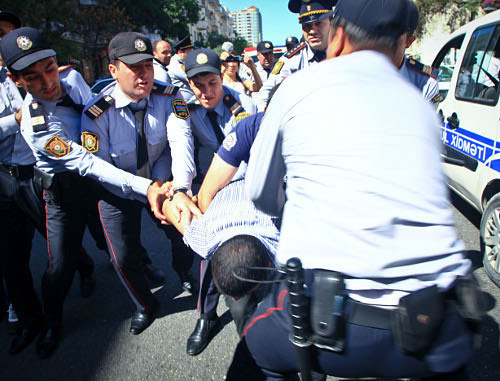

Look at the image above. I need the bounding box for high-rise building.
[230,6,262,47]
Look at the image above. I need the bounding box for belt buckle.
[8,166,19,177]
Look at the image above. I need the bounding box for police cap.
[185,48,221,79]
[173,35,194,52]
[285,36,299,47]
[0,10,21,29]
[288,0,337,24]
[406,0,419,35]
[257,41,274,54]
[108,32,153,64]
[0,27,56,71]
[333,0,409,38]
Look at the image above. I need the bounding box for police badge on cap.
[108,32,154,64]
[288,0,337,24]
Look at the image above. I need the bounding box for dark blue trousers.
[227,280,474,380]
[197,259,220,318]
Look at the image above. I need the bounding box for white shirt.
[246,50,471,306]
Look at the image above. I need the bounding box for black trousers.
[42,172,95,328]
[98,191,194,313]
[197,260,220,317]
[0,165,44,327]
[227,280,474,381]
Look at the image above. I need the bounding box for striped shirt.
[184,179,280,260]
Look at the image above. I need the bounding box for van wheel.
[480,194,500,287]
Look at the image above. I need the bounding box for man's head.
[0,11,21,39]
[256,41,275,69]
[222,41,234,54]
[326,0,409,66]
[289,0,336,51]
[108,32,154,102]
[0,27,62,102]
[285,36,299,52]
[185,48,223,110]
[173,35,194,61]
[152,40,172,66]
[211,235,271,299]
[393,0,419,67]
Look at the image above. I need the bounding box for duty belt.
[0,163,34,179]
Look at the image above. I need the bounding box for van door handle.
[447,113,459,130]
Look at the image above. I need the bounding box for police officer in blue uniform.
[81,32,198,335]
[169,35,195,90]
[228,0,480,379]
[181,48,257,356]
[255,0,336,110]
[0,27,169,358]
[398,0,440,106]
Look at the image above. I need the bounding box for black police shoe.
[144,264,166,287]
[179,271,196,294]
[130,301,159,335]
[9,321,42,355]
[186,316,221,356]
[36,326,60,359]
[80,271,96,298]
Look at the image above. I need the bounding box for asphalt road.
[0,191,499,381]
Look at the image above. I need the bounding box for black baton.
[286,257,313,381]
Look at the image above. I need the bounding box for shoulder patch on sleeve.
[271,60,284,75]
[432,94,441,105]
[284,41,306,59]
[222,132,237,151]
[29,101,47,132]
[81,131,99,153]
[235,112,250,124]
[84,95,115,120]
[222,92,244,117]
[151,82,179,96]
[406,58,438,79]
[58,65,72,74]
[44,136,71,158]
[172,99,190,119]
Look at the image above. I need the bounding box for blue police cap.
[0,27,56,71]
[333,0,409,38]
[257,41,274,54]
[185,48,221,79]
[173,35,194,52]
[108,32,153,64]
[288,0,337,24]
[406,0,419,35]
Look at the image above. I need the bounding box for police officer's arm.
[425,78,440,108]
[0,75,24,139]
[242,55,263,93]
[245,111,286,216]
[254,58,291,112]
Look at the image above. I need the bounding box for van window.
[432,35,465,102]
[456,24,500,105]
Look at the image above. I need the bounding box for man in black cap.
[285,36,299,52]
[252,41,276,83]
[169,35,195,90]
[254,0,336,110]
[179,48,257,356]
[226,0,479,379]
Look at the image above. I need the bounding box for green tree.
[196,32,249,55]
[414,0,482,38]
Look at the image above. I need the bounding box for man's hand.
[243,54,255,69]
[169,192,202,225]
[15,109,22,125]
[147,179,171,222]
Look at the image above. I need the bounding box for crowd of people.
[0,0,483,379]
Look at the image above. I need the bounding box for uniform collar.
[154,58,167,69]
[203,99,225,118]
[113,84,151,109]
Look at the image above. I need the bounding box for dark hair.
[211,235,270,299]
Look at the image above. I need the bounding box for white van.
[433,10,500,286]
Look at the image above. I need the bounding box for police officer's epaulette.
[406,58,438,79]
[284,41,306,59]
[29,101,48,132]
[151,82,179,96]
[187,100,201,112]
[84,94,115,120]
[222,91,244,117]
[58,65,72,74]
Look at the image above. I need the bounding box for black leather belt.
[0,164,34,179]
[346,299,394,330]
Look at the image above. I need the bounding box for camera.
[223,55,243,63]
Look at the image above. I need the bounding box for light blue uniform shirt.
[0,67,34,165]
[255,42,323,111]
[81,81,195,200]
[241,61,272,83]
[168,55,189,90]
[184,179,280,260]
[20,68,152,197]
[399,57,439,106]
[246,50,471,306]
[153,59,172,84]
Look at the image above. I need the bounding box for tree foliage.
[414,0,483,38]
[197,31,249,55]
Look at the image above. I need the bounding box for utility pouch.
[454,275,484,348]
[310,270,346,352]
[33,166,54,190]
[393,285,444,355]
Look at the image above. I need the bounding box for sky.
[221,1,303,46]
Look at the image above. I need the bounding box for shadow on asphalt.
[449,191,481,229]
